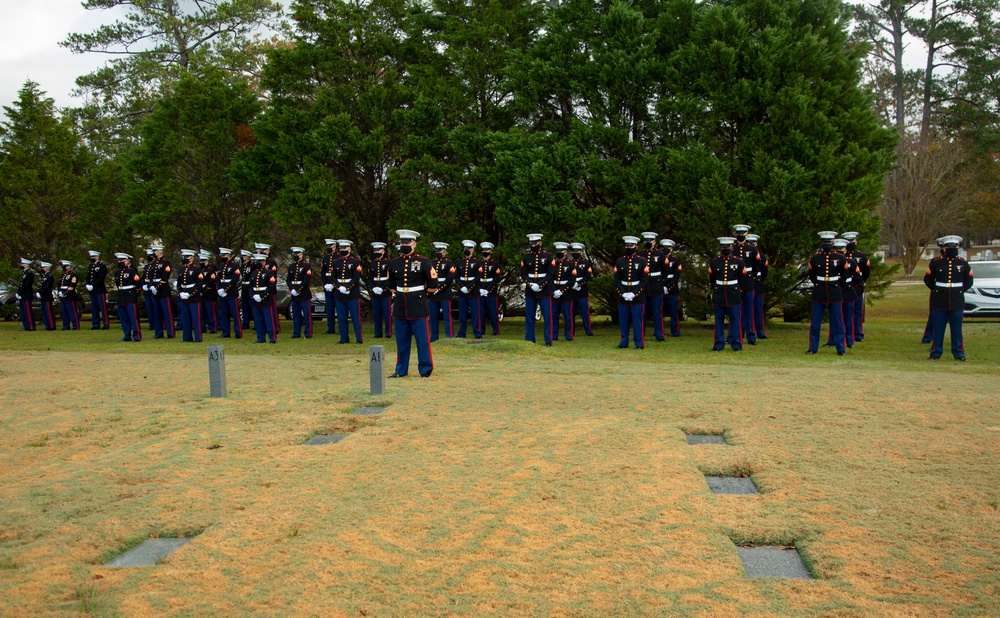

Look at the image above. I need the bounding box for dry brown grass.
[0,333,998,615]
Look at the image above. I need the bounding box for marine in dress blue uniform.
[427,242,455,341]
[825,238,861,348]
[250,253,278,343]
[150,244,175,338]
[708,237,747,351]
[113,252,142,341]
[334,240,364,343]
[36,261,56,330]
[287,246,313,338]
[640,232,666,341]
[806,231,850,355]
[199,250,220,334]
[141,249,159,334]
[924,235,973,361]
[16,258,35,331]
[256,243,281,336]
[320,238,339,334]
[85,250,110,330]
[842,232,870,342]
[614,236,648,349]
[733,225,762,344]
[57,260,80,330]
[386,229,437,378]
[478,242,502,335]
[176,249,205,342]
[520,233,556,345]
[367,242,393,338]
[659,239,683,337]
[570,243,594,336]
[746,234,767,339]
[454,240,484,338]
[216,248,243,339]
[550,242,577,341]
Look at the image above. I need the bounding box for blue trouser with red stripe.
[618,303,645,348]
[553,299,573,340]
[457,296,482,338]
[40,301,56,330]
[144,293,158,333]
[291,299,313,338]
[179,302,202,342]
[372,296,392,337]
[665,294,681,336]
[19,298,35,330]
[741,291,756,343]
[253,305,275,342]
[428,300,453,341]
[219,296,242,338]
[91,293,109,328]
[808,302,843,354]
[336,298,363,343]
[201,300,219,333]
[324,290,336,333]
[394,317,433,377]
[481,296,500,335]
[61,300,80,329]
[117,303,141,341]
[157,296,175,338]
[525,296,553,344]
[714,305,742,350]
[854,293,865,340]
[645,294,664,340]
[930,309,964,359]
[753,291,766,336]
[573,296,593,335]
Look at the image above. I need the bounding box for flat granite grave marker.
[305,434,348,445]
[355,407,385,416]
[106,538,191,567]
[737,545,812,579]
[686,434,726,445]
[706,476,759,494]
[370,345,385,395]
[207,346,226,398]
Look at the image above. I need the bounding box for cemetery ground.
[0,283,998,616]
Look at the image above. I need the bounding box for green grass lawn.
[0,283,997,616]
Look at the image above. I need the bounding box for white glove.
[217,289,227,298]
[253,294,262,303]
[372,287,383,295]
[324,284,334,292]
[85,284,93,291]
[179,292,190,300]
[573,284,581,291]
[14,294,20,300]
[35,292,40,299]
[479,289,488,296]
[338,286,348,294]
[290,289,298,297]
[58,292,64,299]
[622,292,635,301]
[460,286,469,294]
[530,283,541,292]
[553,290,562,299]
[663,286,669,294]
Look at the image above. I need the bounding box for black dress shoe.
[545,343,552,346]
[928,355,940,360]
[421,370,432,378]
[119,337,132,342]
[837,351,846,356]
[955,357,967,362]
[388,373,403,378]
[758,335,767,339]
[806,350,817,354]
[618,345,628,349]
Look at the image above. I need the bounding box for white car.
[964,260,1000,317]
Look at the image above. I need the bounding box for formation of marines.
[11,225,978,363]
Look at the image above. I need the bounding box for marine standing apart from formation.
[85,250,109,330]
[16,258,35,331]
[570,243,594,336]
[551,242,577,341]
[924,235,974,361]
[479,242,502,336]
[217,248,243,339]
[614,236,648,349]
[660,239,683,337]
[113,252,142,342]
[640,232,666,342]
[708,237,746,352]
[57,260,80,330]
[287,246,313,339]
[427,242,455,341]
[386,229,437,378]
[454,240,483,339]
[520,233,556,346]
[806,231,850,355]
[368,242,393,338]
[37,261,56,331]
[176,249,204,343]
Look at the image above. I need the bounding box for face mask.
[435,251,445,258]
[327,246,334,253]
[624,247,637,256]
[945,247,959,258]
[644,241,654,249]
[663,249,671,256]
[846,242,857,252]
[339,249,349,256]
[294,254,302,262]
[90,257,98,262]
[374,251,384,259]
[721,248,732,256]
[482,251,491,259]
[399,245,413,255]
[530,244,541,253]
[117,261,126,268]
[571,252,582,260]
[821,243,833,252]
[736,234,746,242]
[464,249,473,257]
[556,251,566,259]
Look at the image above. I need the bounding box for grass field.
[1,284,998,616]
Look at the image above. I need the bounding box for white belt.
[459,277,476,281]
[253,287,268,292]
[437,277,447,282]
[483,278,494,282]
[291,280,302,285]
[221,279,233,284]
[338,279,352,284]
[399,285,424,292]
[623,281,641,286]
[715,280,739,286]
[666,275,675,279]
[374,277,388,281]
[649,271,662,276]
[528,274,545,278]
[556,280,569,285]
[845,278,853,283]
[936,281,963,288]
[818,276,840,282]
[181,284,196,288]
[119,285,135,290]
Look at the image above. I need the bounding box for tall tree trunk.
[919,0,938,138]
